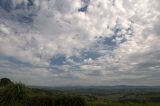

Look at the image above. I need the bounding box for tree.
[0,78,13,86]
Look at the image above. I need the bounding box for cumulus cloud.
[0,0,160,86]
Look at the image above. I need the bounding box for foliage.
[87,102,160,106]
[0,78,87,106]
[0,83,28,106]
[55,95,86,106]
[27,95,53,106]
[0,78,160,106]
[0,78,13,86]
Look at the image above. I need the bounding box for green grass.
[0,83,28,106]
[87,102,160,106]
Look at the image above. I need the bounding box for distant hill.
[28,85,160,95]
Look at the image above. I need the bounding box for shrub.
[54,95,86,106]
[0,78,13,86]
[149,97,160,103]
[27,95,53,106]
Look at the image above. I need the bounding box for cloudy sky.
[0,0,160,86]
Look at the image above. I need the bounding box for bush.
[0,78,13,86]
[149,97,160,103]
[27,95,53,106]
[54,95,86,106]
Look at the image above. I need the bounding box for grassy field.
[87,102,160,106]
[85,92,160,106]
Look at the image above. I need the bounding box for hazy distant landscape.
[31,85,160,106]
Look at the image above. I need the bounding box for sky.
[0,0,160,86]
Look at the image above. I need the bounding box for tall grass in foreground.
[0,81,86,106]
[0,83,28,106]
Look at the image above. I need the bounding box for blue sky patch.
[0,0,13,12]
[0,55,32,67]
[78,0,90,12]
[69,50,101,64]
[50,54,66,65]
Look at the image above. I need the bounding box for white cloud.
[54,0,82,13]
[0,0,160,86]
